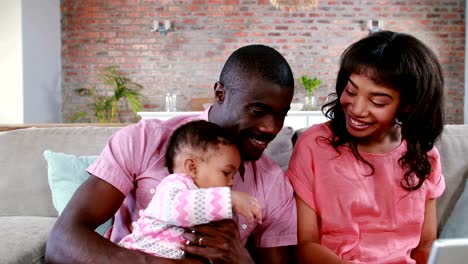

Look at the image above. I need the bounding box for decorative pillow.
[43,150,112,236]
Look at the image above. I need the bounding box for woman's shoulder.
[295,122,331,143]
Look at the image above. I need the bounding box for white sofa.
[0,123,466,263]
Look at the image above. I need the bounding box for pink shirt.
[87,109,297,248]
[287,123,445,263]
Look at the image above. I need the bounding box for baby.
[118,120,262,258]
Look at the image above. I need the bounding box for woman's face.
[340,73,401,144]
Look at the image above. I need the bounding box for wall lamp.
[152,20,173,36]
[367,19,384,34]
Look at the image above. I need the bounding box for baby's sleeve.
[145,176,233,227]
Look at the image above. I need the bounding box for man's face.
[217,77,293,161]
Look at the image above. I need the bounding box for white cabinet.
[138,111,201,121]
[137,111,328,130]
[283,111,328,130]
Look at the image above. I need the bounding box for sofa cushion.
[435,125,468,232]
[440,179,468,238]
[44,150,113,235]
[0,126,122,217]
[265,126,295,171]
[44,150,98,214]
[0,216,56,264]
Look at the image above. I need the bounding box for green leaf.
[300,75,321,96]
[126,94,143,113]
[72,65,145,123]
[71,111,88,123]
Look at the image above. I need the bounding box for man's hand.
[182,219,254,264]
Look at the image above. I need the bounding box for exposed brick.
[61,0,465,123]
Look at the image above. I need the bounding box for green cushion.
[44,150,112,236]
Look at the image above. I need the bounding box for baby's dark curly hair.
[165,120,237,174]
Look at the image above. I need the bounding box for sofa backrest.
[0,126,123,217]
[2,122,466,232]
[435,124,468,232]
[0,123,294,218]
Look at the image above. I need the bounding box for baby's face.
[194,144,241,189]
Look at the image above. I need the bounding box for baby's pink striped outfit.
[118,173,232,258]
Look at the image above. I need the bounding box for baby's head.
[165,120,241,188]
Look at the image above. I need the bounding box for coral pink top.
[87,109,297,248]
[287,123,445,263]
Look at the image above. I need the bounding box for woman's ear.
[401,104,411,113]
[214,81,225,104]
[184,158,197,178]
[397,104,412,123]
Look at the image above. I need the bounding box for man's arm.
[248,245,296,264]
[183,219,254,264]
[184,219,294,264]
[45,176,193,264]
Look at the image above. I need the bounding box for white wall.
[0,0,61,124]
[0,1,23,123]
[22,0,62,123]
[465,0,468,124]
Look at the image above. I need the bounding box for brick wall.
[61,0,465,123]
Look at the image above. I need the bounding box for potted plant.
[299,75,321,111]
[71,66,144,123]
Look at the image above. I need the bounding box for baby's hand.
[231,191,263,225]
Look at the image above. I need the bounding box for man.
[45,44,297,263]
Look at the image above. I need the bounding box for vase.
[165,93,177,112]
[302,95,317,111]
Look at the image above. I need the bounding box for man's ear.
[214,81,225,104]
[184,158,197,178]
